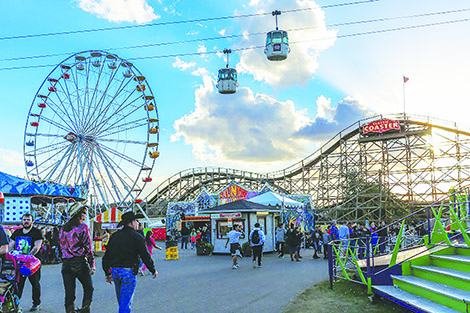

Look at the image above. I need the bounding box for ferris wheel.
[23,50,160,210]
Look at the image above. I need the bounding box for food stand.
[91,207,122,251]
[199,200,280,254]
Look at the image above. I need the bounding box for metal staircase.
[374,246,470,312]
[328,190,470,313]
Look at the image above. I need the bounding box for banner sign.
[184,216,211,221]
[211,213,242,219]
[101,223,118,229]
[363,120,400,134]
[219,183,248,205]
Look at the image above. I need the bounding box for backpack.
[251,230,260,245]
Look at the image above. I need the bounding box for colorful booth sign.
[218,183,248,205]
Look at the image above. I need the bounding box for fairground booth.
[91,207,122,252]
[92,208,166,252]
[199,199,280,254]
[0,171,86,226]
[165,181,314,256]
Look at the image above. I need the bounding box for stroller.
[0,253,22,312]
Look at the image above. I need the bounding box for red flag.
[403,76,409,83]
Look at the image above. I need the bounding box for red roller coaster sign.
[363,120,400,134]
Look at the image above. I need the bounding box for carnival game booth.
[0,171,86,225]
[199,200,280,254]
[92,207,122,251]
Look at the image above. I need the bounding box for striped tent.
[93,207,122,223]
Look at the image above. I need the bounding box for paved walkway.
[21,248,328,313]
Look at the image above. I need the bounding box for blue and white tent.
[0,171,86,200]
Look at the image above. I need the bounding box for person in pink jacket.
[142,231,162,273]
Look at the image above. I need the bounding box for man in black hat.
[102,211,157,313]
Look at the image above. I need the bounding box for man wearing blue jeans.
[102,212,158,313]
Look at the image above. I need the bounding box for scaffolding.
[147,114,470,221]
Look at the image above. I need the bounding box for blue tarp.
[0,171,86,199]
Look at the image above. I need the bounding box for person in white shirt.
[249,223,265,268]
[225,224,245,270]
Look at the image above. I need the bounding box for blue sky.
[0,0,469,202]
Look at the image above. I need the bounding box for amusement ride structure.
[147,113,470,222]
[23,50,160,214]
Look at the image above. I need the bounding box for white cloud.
[296,96,372,141]
[172,57,196,71]
[191,67,209,77]
[315,95,335,122]
[75,0,160,24]
[197,44,208,58]
[172,75,311,163]
[0,148,24,175]
[235,0,337,87]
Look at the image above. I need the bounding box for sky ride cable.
[0,7,469,63]
[0,0,380,41]
[0,16,469,71]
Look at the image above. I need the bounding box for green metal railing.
[328,189,470,293]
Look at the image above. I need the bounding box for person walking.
[0,225,9,255]
[180,225,190,250]
[249,223,265,268]
[190,229,197,249]
[312,226,322,259]
[286,224,301,262]
[102,212,157,313]
[59,204,95,313]
[142,231,162,273]
[322,228,331,259]
[339,221,350,253]
[101,229,111,248]
[224,224,245,269]
[377,221,388,254]
[330,220,339,241]
[9,213,43,311]
[275,223,287,258]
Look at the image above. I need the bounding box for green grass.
[282,279,410,313]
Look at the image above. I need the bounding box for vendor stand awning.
[248,191,304,208]
[182,216,211,222]
[93,207,122,223]
[199,199,280,214]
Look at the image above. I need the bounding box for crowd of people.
[0,206,158,313]
[295,219,427,260]
[179,225,210,250]
[0,209,429,312]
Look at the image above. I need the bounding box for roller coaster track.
[146,113,470,219]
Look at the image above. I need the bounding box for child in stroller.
[0,253,22,312]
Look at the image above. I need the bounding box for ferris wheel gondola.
[265,10,290,61]
[216,49,238,94]
[23,50,160,211]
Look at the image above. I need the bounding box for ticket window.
[217,220,244,239]
[257,216,266,231]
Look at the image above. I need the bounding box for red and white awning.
[93,207,122,223]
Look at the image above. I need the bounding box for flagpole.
[402,76,409,118]
[403,77,406,116]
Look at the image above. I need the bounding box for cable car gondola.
[217,49,238,94]
[265,10,290,61]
